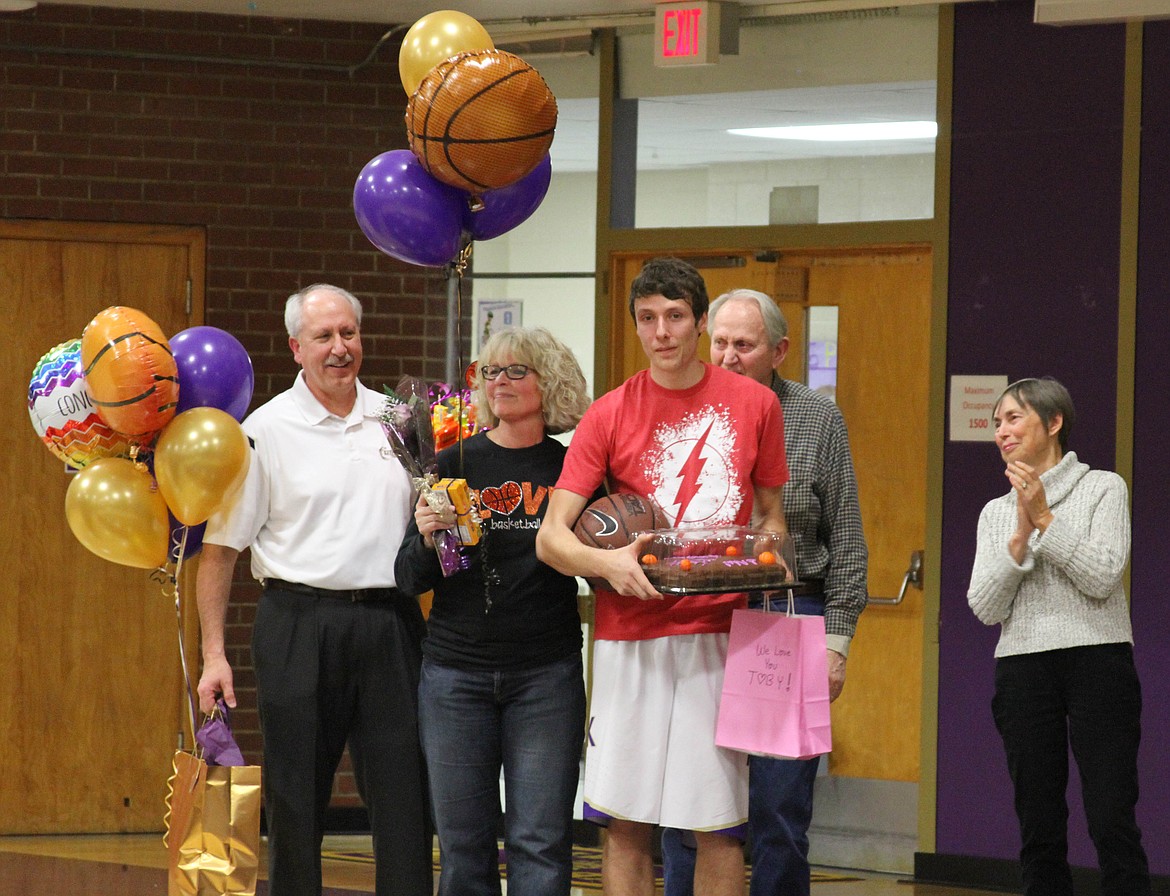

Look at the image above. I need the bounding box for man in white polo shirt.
[195,284,432,896]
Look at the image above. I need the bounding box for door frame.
[600,239,946,869]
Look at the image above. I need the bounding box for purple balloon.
[463,154,552,241]
[354,150,465,267]
[172,326,255,421]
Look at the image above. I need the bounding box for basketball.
[573,494,669,590]
[406,49,557,195]
[81,306,179,440]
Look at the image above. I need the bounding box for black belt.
[264,578,401,603]
[777,578,825,597]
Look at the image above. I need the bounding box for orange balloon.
[406,49,557,195]
[65,457,170,569]
[154,407,251,526]
[81,306,179,440]
[398,10,494,96]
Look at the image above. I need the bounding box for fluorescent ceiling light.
[729,121,938,141]
[0,0,37,9]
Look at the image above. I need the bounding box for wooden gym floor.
[0,832,1011,895]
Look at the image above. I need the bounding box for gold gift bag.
[164,749,262,896]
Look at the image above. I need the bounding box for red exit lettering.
[661,7,703,58]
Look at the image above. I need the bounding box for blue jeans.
[419,654,586,896]
[993,643,1150,896]
[662,594,824,896]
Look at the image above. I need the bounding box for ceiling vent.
[496,32,597,59]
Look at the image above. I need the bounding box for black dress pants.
[252,588,432,896]
[992,643,1150,896]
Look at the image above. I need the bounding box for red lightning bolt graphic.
[672,420,713,524]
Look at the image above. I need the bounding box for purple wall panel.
[940,0,1129,864]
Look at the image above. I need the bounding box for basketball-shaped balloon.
[81,306,179,440]
[28,339,134,469]
[406,49,557,195]
[573,493,670,591]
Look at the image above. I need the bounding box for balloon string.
[166,525,199,746]
[451,239,473,477]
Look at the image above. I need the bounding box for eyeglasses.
[479,364,533,381]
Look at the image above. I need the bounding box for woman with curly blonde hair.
[395,326,594,896]
[472,326,591,434]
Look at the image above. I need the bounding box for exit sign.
[654,1,739,67]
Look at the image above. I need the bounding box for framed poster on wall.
[476,300,523,352]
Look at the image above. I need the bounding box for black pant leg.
[993,652,1074,896]
[345,596,433,896]
[253,591,352,896]
[1066,644,1151,896]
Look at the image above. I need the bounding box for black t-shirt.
[394,432,582,670]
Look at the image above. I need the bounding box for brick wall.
[2,3,471,812]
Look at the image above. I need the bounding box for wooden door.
[0,221,204,833]
[609,247,930,783]
[784,247,930,782]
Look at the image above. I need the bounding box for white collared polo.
[205,371,412,590]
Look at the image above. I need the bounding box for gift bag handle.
[760,588,797,617]
[195,698,247,767]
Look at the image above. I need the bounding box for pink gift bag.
[715,605,832,760]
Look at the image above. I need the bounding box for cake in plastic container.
[638,526,798,595]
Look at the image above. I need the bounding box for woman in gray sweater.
[967,377,1149,896]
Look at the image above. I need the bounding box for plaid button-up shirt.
[770,372,869,653]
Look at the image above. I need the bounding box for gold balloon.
[398,10,494,97]
[65,457,170,569]
[154,407,251,526]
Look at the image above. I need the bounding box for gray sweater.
[967,451,1134,658]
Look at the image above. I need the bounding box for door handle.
[867,550,924,606]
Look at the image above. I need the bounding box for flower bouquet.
[380,375,468,576]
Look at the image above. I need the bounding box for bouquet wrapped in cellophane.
[380,375,469,576]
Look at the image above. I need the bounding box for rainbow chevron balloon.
[28,339,133,469]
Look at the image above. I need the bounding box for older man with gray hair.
[663,286,868,896]
[196,284,432,896]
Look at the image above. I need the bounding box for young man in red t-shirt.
[537,257,789,896]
